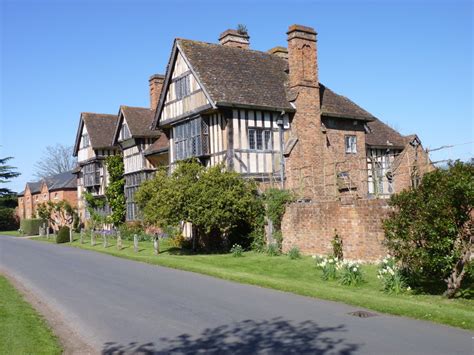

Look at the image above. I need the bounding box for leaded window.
[175,74,191,100]
[124,171,155,221]
[81,133,90,148]
[173,116,209,161]
[83,162,101,187]
[248,128,272,151]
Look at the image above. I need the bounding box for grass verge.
[0,230,22,236]
[35,236,473,331]
[0,275,62,354]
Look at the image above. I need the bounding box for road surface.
[0,236,472,354]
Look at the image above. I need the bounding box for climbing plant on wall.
[105,155,125,227]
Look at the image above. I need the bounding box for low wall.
[281,199,391,261]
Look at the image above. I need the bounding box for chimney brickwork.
[284,24,324,199]
[149,74,165,111]
[219,29,250,49]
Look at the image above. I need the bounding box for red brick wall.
[281,199,391,261]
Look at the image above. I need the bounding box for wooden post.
[69,227,73,243]
[153,236,159,255]
[46,224,50,239]
[133,234,138,253]
[116,231,122,250]
[103,230,108,248]
[91,231,96,246]
[80,229,84,244]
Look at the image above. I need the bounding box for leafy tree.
[136,160,262,250]
[37,200,77,232]
[33,144,76,179]
[105,155,125,226]
[83,191,107,229]
[384,160,473,298]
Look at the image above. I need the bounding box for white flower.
[406,286,411,291]
[352,267,357,272]
[389,269,395,276]
[312,255,317,259]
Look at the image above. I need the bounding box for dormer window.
[175,74,191,100]
[119,123,131,141]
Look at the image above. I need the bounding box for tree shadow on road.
[102,317,360,354]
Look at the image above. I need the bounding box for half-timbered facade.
[152,26,432,200]
[112,105,169,221]
[73,112,119,222]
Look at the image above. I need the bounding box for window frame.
[248,127,272,151]
[345,135,357,154]
[175,74,191,100]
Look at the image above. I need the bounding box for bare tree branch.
[33,144,77,179]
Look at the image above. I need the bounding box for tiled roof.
[121,106,158,138]
[45,171,77,191]
[82,113,119,149]
[178,39,292,111]
[365,118,407,148]
[21,171,77,197]
[319,85,375,121]
[144,133,169,156]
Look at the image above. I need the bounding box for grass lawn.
[35,235,474,331]
[0,230,23,236]
[0,275,62,354]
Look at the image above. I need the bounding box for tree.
[105,155,125,226]
[384,160,473,298]
[37,200,77,232]
[136,160,262,250]
[0,157,20,230]
[33,144,76,179]
[0,156,20,197]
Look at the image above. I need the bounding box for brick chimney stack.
[149,74,165,111]
[287,24,318,88]
[285,24,322,199]
[268,46,288,60]
[219,29,250,49]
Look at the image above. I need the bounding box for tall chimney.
[219,29,250,49]
[284,24,322,199]
[287,24,318,88]
[149,74,165,111]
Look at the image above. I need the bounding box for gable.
[77,123,95,162]
[158,45,212,127]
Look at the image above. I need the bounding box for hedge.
[0,208,19,231]
[56,226,70,244]
[20,219,45,236]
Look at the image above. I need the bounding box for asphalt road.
[0,236,472,354]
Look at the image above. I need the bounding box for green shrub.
[339,261,364,286]
[19,218,44,236]
[119,221,149,241]
[0,208,19,231]
[384,160,473,298]
[230,244,244,257]
[56,226,70,244]
[266,243,280,256]
[331,231,343,260]
[288,246,301,260]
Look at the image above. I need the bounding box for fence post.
[153,236,159,255]
[103,230,108,248]
[46,224,50,239]
[133,234,138,252]
[91,230,96,246]
[117,230,122,250]
[80,228,84,244]
[69,226,73,243]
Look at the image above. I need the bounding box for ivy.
[105,155,126,227]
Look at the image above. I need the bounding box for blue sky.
[1,0,472,193]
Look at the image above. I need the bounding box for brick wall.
[281,199,391,261]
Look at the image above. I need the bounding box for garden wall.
[281,199,392,261]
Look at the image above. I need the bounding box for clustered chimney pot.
[219,29,250,49]
[149,74,165,111]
